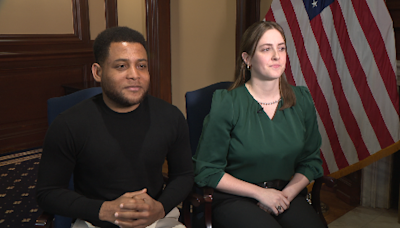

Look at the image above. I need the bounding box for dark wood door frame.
[235,0,260,60]
[105,0,118,28]
[146,0,172,103]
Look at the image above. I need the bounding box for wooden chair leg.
[398,183,400,223]
[35,211,54,228]
[203,187,214,228]
[182,200,192,228]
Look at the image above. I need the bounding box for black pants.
[211,189,326,228]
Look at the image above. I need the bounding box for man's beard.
[102,83,149,108]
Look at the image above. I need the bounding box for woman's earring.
[247,65,250,70]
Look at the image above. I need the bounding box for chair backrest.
[185,81,232,155]
[46,87,102,228]
[47,87,103,125]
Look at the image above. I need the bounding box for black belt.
[257,179,289,190]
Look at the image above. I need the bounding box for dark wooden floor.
[321,187,357,224]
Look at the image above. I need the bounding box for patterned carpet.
[0,148,43,228]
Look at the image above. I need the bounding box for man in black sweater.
[36,27,193,228]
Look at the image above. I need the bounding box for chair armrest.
[187,192,205,207]
[320,176,337,188]
[312,176,337,198]
[182,187,214,228]
[203,187,214,203]
[311,176,337,228]
[185,187,214,207]
[35,211,54,228]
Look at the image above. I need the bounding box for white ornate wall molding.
[361,154,393,208]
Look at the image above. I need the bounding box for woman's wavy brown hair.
[229,21,296,110]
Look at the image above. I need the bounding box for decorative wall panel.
[0,0,170,154]
[0,0,93,154]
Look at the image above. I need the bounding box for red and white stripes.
[265,0,399,174]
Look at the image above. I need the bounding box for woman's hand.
[282,173,310,202]
[215,174,294,216]
[254,188,290,216]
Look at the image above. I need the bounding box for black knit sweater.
[36,94,193,227]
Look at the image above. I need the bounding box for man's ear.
[92,63,102,83]
[242,52,251,66]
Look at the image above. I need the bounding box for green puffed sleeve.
[294,86,323,182]
[193,89,234,188]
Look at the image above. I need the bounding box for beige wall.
[0,0,73,34]
[117,0,147,38]
[170,0,236,113]
[169,0,273,113]
[88,0,106,40]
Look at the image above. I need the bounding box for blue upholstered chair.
[183,81,232,228]
[47,87,103,125]
[183,82,336,228]
[185,82,233,157]
[35,87,102,228]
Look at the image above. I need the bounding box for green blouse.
[193,85,323,188]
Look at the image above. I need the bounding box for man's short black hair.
[93,26,147,65]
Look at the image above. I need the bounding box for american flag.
[265,0,400,176]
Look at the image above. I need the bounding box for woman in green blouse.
[193,21,325,228]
